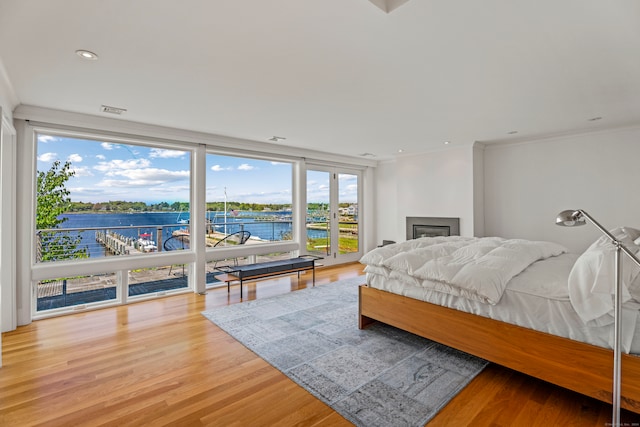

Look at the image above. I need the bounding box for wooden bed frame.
[358,284,640,413]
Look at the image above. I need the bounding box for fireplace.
[406,217,460,240]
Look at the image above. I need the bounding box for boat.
[176,209,189,224]
[137,233,157,252]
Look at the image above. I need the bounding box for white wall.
[374,146,478,243]
[0,56,17,361]
[472,143,485,237]
[483,126,640,253]
[0,58,17,121]
[0,111,16,336]
[372,160,398,247]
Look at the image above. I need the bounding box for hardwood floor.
[1,262,639,426]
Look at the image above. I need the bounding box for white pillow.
[568,227,640,325]
[623,227,640,241]
[628,273,640,302]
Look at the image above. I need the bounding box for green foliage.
[36,161,87,262]
[37,161,74,229]
[172,201,189,212]
[205,202,291,212]
[63,200,296,214]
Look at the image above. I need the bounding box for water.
[56,211,326,258]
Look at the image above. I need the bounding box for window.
[205,153,293,248]
[36,133,191,263]
[23,122,366,318]
[34,132,192,311]
[306,167,360,264]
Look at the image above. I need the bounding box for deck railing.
[36,219,358,262]
[35,220,299,262]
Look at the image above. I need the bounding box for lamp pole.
[556,209,640,426]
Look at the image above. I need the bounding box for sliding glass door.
[306,167,361,265]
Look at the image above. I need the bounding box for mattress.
[365,253,640,354]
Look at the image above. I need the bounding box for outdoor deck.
[37,268,223,310]
[36,252,299,311]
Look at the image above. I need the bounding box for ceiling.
[0,0,639,160]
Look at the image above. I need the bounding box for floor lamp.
[556,209,640,426]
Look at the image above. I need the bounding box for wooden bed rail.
[358,284,640,413]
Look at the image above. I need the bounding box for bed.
[358,231,640,413]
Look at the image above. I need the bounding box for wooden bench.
[215,255,322,295]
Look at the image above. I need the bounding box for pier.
[95,231,138,255]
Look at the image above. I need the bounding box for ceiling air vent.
[100,105,127,115]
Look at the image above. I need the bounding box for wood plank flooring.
[1,262,639,426]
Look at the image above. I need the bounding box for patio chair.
[163,234,189,276]
[212,230,251,268]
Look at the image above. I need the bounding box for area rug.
[201,276,488,427]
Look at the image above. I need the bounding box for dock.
[95,231,138,255]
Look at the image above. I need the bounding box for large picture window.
[36,133,191,262]
[26,123,364,318]
[35,132,192,311]
[205,153,293,248]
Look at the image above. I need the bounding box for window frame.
[12,109,373,323]
[204,149,299,265]
[30,126,198,317]
[26,125,306,317]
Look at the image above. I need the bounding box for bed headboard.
[406,217,460,240]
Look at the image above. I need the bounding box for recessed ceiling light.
[76,49,98,60]
[397,149,404,153]
[443,141,451,145]
[268,136,286,142]
[587,116,603,122]
[100,105,127,115]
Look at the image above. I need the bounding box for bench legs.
[226,267,316,298]
[225,277,245,295]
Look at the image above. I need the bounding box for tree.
[36,161,87,262]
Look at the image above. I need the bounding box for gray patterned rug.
[202,276,488,426]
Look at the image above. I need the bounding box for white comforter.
[360,236,568,304]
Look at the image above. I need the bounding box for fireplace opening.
[413,225,450,239]
[406,217,460,240]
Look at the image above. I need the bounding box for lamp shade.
[555,209,586,227]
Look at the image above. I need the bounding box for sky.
[37,134,357,205]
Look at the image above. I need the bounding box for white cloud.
[117,168,189,181]
[149,184,190,194]
[38,152,58,162]
[237,163,254,171]
[96,168,190,188]
[94,158,151,173]
[229,189,292,204]
[68,187,110,198]
[37,135,59,143]
[67,153,83,162]
[70,166,93,177]
[101,142,115,150]
[149,148,187,158]
[339,174,357,182]
[96,154,106,160]
[211,164,232,172]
